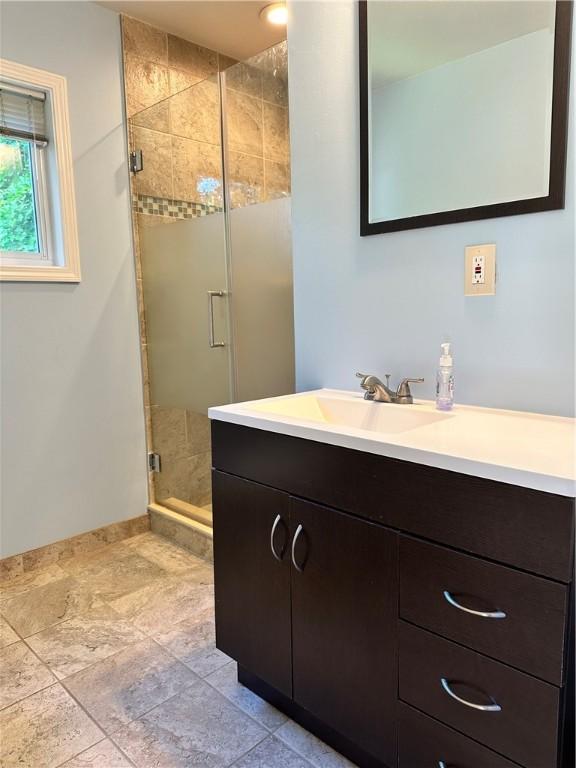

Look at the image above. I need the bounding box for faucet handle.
[356,372,391,386]
[396,377,424,403]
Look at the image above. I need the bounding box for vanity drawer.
[398,702,521,768]
[212,421,575,582]
[399,622,560,768]
[400,536,569,685]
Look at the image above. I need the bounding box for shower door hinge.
[148,452,161,473]
[130,149,144,174]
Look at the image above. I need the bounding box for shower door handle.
[208,290,226,348]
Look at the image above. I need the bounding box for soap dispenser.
[436,342,454,411]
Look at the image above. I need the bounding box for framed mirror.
[359,0,572,235]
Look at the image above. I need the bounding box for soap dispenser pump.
[436,342,454,411]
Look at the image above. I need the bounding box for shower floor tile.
[0,531,350,767]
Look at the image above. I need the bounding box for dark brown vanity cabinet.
[397,703,521,768]
[211,421,575,768]
[290,498,397,766]
[213,471,398,767]
[212,471,292,697]
[399,537,570,685]
[399,622,561,768]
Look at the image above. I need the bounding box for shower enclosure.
[127,42,294,527]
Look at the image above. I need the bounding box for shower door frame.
[217,68,239,405]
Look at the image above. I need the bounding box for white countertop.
[209,389,576,497]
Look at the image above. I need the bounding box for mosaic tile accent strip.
[133,194,222,219]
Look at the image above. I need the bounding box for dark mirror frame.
[359,0,573,236]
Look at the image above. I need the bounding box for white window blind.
[0,83,48,145]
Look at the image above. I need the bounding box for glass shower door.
[130,74,233,514]
[221,42,295,403]
[139,212,233,408]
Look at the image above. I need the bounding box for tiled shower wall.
[126,16,290,216]
[121,16,290,509]
[224,46,291,208]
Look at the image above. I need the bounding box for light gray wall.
[287,1,575,417]
[0,1,148,557]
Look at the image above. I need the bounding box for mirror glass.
[366,1,557,226]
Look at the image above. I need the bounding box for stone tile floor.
[0,532,355,768]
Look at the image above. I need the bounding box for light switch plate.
[465,244,496,296]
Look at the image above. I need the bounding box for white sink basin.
[247,393,450,434]
[209,388,575,496]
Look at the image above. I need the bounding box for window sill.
[0,263,81,282]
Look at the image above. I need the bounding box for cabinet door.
[290,498,398,766]
[213,470,292,696]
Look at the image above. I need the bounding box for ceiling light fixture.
[260,2,287,26]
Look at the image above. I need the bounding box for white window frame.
[0,59,80,282]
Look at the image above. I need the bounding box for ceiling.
[369,1,556,87]
[98,0,286,60]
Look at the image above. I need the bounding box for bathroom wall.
[288,1,575,417]
[0,1,148,558]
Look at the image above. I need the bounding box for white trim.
[0,58,80,282]
[32,141,54,262]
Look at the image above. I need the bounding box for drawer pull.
[291,524,305,573]
[441,677,502,712]
[443,590,506,619]
[270,514,287,561]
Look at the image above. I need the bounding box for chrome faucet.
[356,372,424,404]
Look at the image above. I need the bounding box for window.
[0,137,39,253]
[0,88,50,263]
[0,59,80,282]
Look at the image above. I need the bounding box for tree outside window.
[0,136,39,253]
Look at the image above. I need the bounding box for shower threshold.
[148,501,213,562]
[163,497,213,528]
